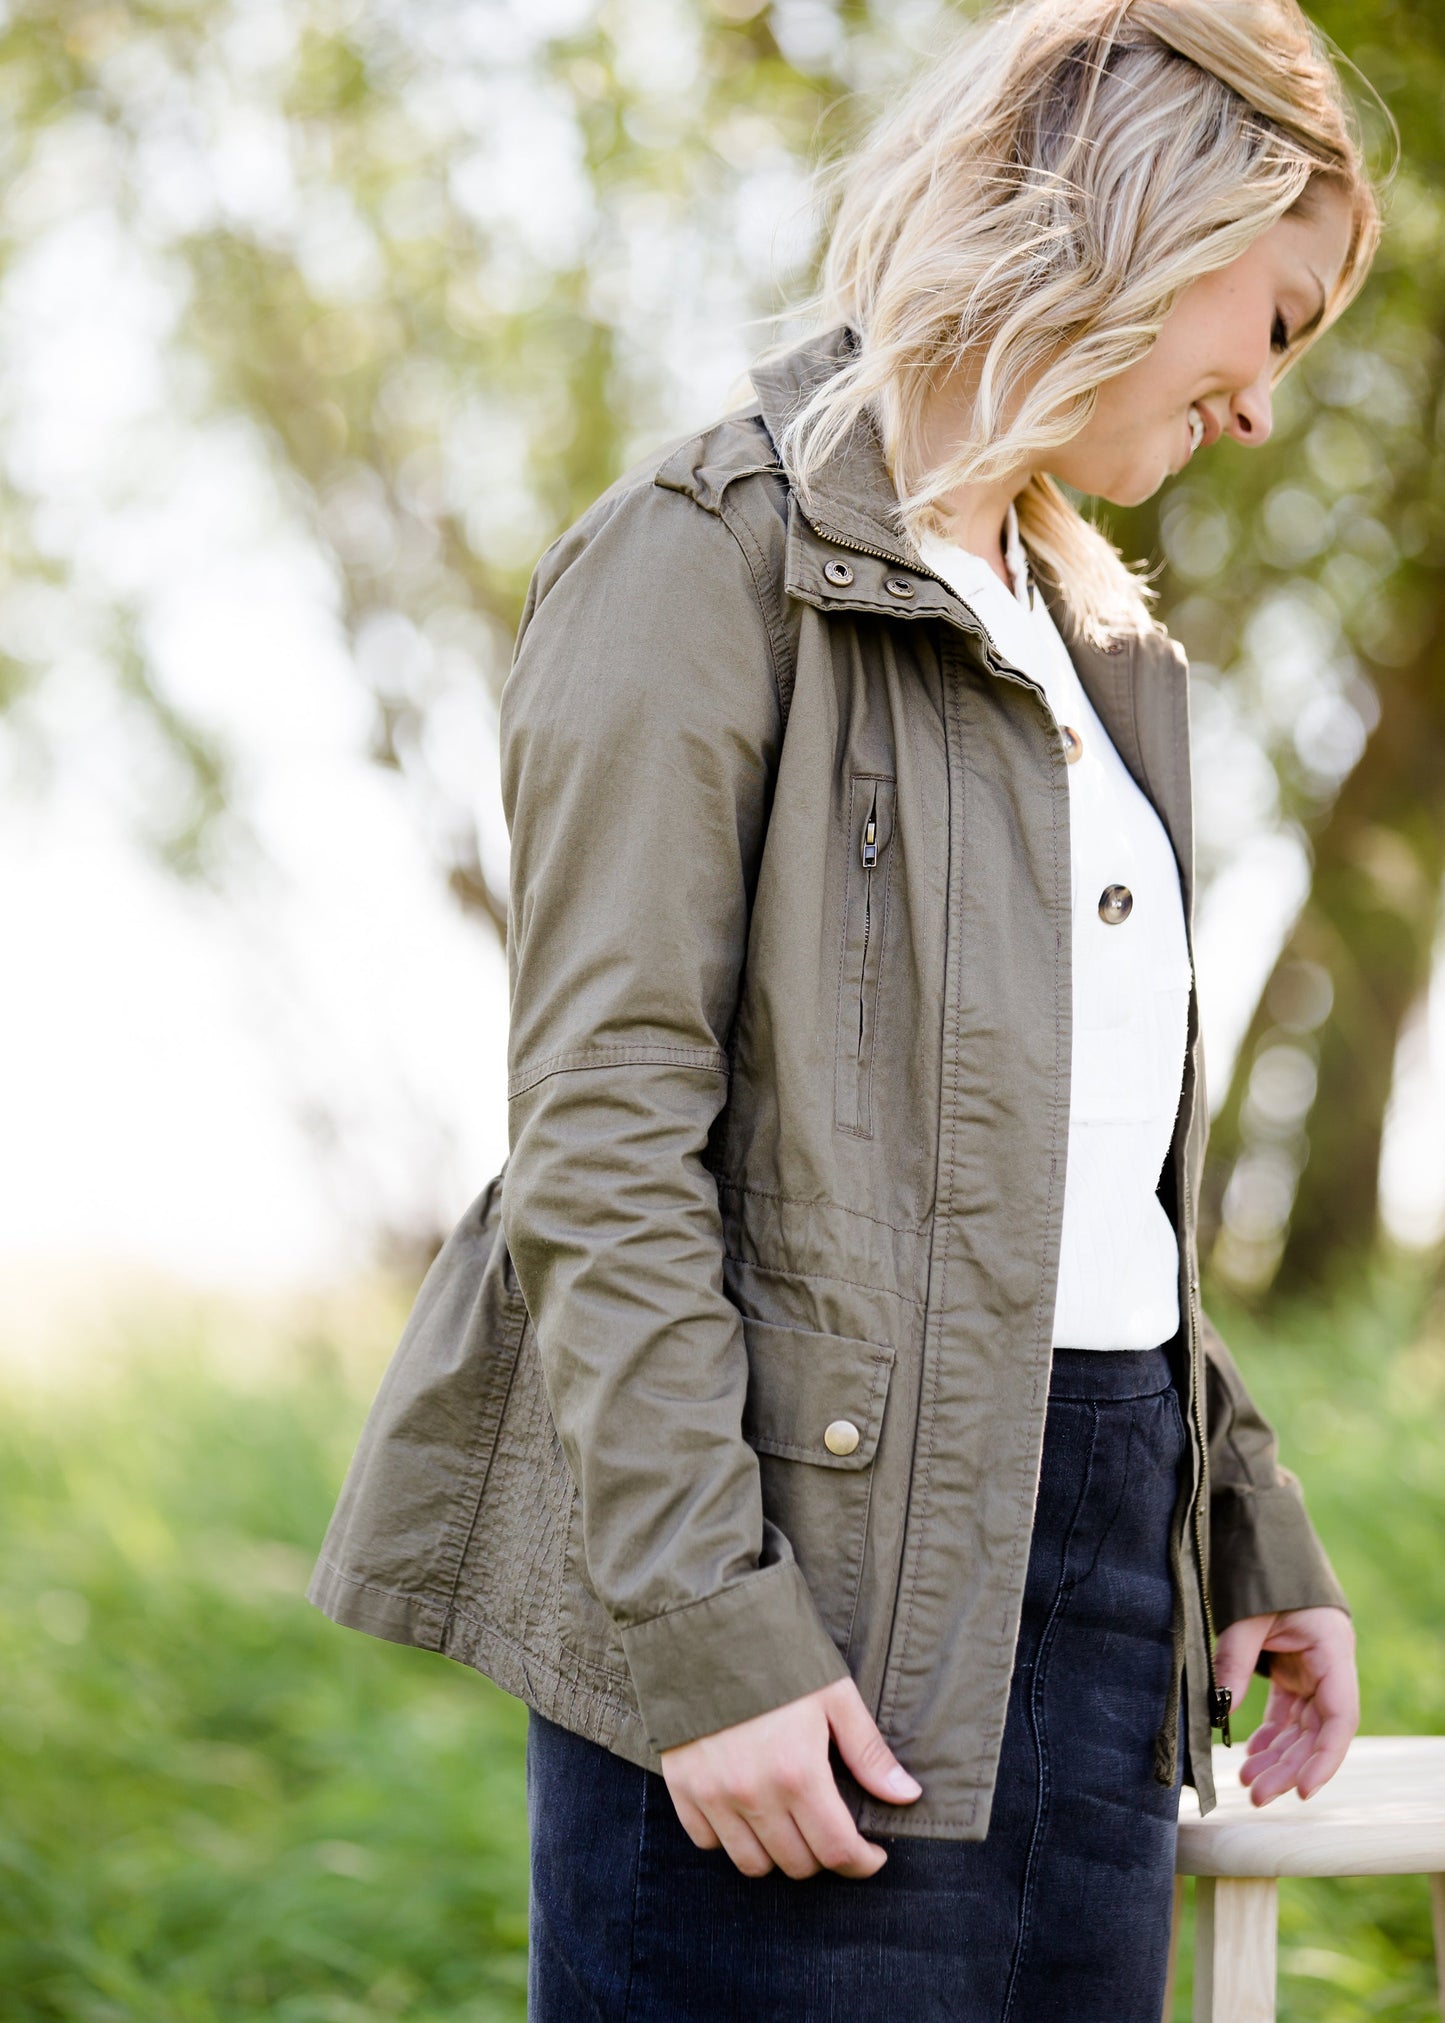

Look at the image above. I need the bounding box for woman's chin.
[1048,454,1166,509]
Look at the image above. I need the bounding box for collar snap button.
[884,575,916,600]
[823,559,854,587]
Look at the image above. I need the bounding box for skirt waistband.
[1048,1344,1175,1402]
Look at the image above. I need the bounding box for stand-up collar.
[748,322,1181,692]
[748,322,1192,905]
[749,323,917,568]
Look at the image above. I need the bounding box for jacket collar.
[749,322,1195,916]
[749,323,916,567]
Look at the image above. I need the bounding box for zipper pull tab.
[861,811,878,869]
[1210,1685,1233,1746]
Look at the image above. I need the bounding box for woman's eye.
[1271,311,1292,355]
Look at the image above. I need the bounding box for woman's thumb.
[826,1681,922,1804]
[1212,1614,1271,1710]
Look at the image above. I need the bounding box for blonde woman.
[309,0,1385,2013]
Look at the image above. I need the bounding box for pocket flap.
[741,1317,895,1470]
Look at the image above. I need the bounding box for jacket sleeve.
[497,475,848,1753]
[1202,1305,1349,1630]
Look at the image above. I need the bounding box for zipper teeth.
[858,796,878,1061]
[858,871,872,1059]
[1183,1161,1228,1738]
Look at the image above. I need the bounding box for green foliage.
[1,1276,1443,2018]
[0,1338,529,2021]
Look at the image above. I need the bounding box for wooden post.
[1193,1876,1278,2023]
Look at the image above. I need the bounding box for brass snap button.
[823,1419,861,1457]
[1061,725,1083,764]
[823,559,854,587]
[884,575,916,600]
[1098,883,1133,925]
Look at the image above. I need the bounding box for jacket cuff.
[1209,1481,1350,1629]
[621,1560,851,1752]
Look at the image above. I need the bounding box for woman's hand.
[1212,1605,1358,1805]
[659,1676,922,1880]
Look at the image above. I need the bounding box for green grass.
[0,1314,529,2022]
[0,1262,1441,2020]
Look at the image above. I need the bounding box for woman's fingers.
[670,1790,722,1851]
[708,1811,776,1879]
[736,1804,823,1881]
[1294,1655,1359,1800]
[1241,1722,1312,1803]
[1295,1714,1353,1800]
[658,1680,912,1880]
[790,1776,889,1879]
[825,1678,922,1807]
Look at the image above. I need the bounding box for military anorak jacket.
[308,326,1348,1839]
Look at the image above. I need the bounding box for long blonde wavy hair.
[770,0,1388,648]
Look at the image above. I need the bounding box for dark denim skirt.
[527,1343,1190,2022]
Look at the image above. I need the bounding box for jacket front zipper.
[1184,1161,1232,1745]
[814,516,1231,1743]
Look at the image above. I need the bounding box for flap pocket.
[741,1317,895,1471]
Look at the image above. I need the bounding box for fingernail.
[887,1767,922,1800]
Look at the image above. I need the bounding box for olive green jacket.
[308,324,1347,1838]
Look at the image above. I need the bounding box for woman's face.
[1048,180,1356,507]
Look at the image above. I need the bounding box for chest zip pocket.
[834,774,896,1138]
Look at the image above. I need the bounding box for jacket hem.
[306,1557,657,1770]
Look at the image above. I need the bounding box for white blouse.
[916,502,1192,1350]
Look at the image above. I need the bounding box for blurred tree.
[1181,5,1445,1294]
[0,0,1438,1288]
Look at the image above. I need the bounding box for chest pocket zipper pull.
[836,774,895,1136]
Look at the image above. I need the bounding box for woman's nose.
[1228,370,1274,447]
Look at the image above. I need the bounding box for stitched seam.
[833,772,860,1131]
[843,1456,877,1661]
[994,681,1073,1682]
[622,1760,647,2023]
[508,1047,728,1099]
[440,1295,529,1614]
[718,491,793,728]
[877,673,965,1735]
[560,1480,633,1686]
[447,1603,632,1703]
[623,1556,797,1636]
[1001,1402,1100,2023]
[316,1558,641,1716]
[311,1557,450,1614]
[862,791,898,1137]
[723,1251,927,1309]
[1070,1411,1136,1591]
[715,1178,930,1237]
